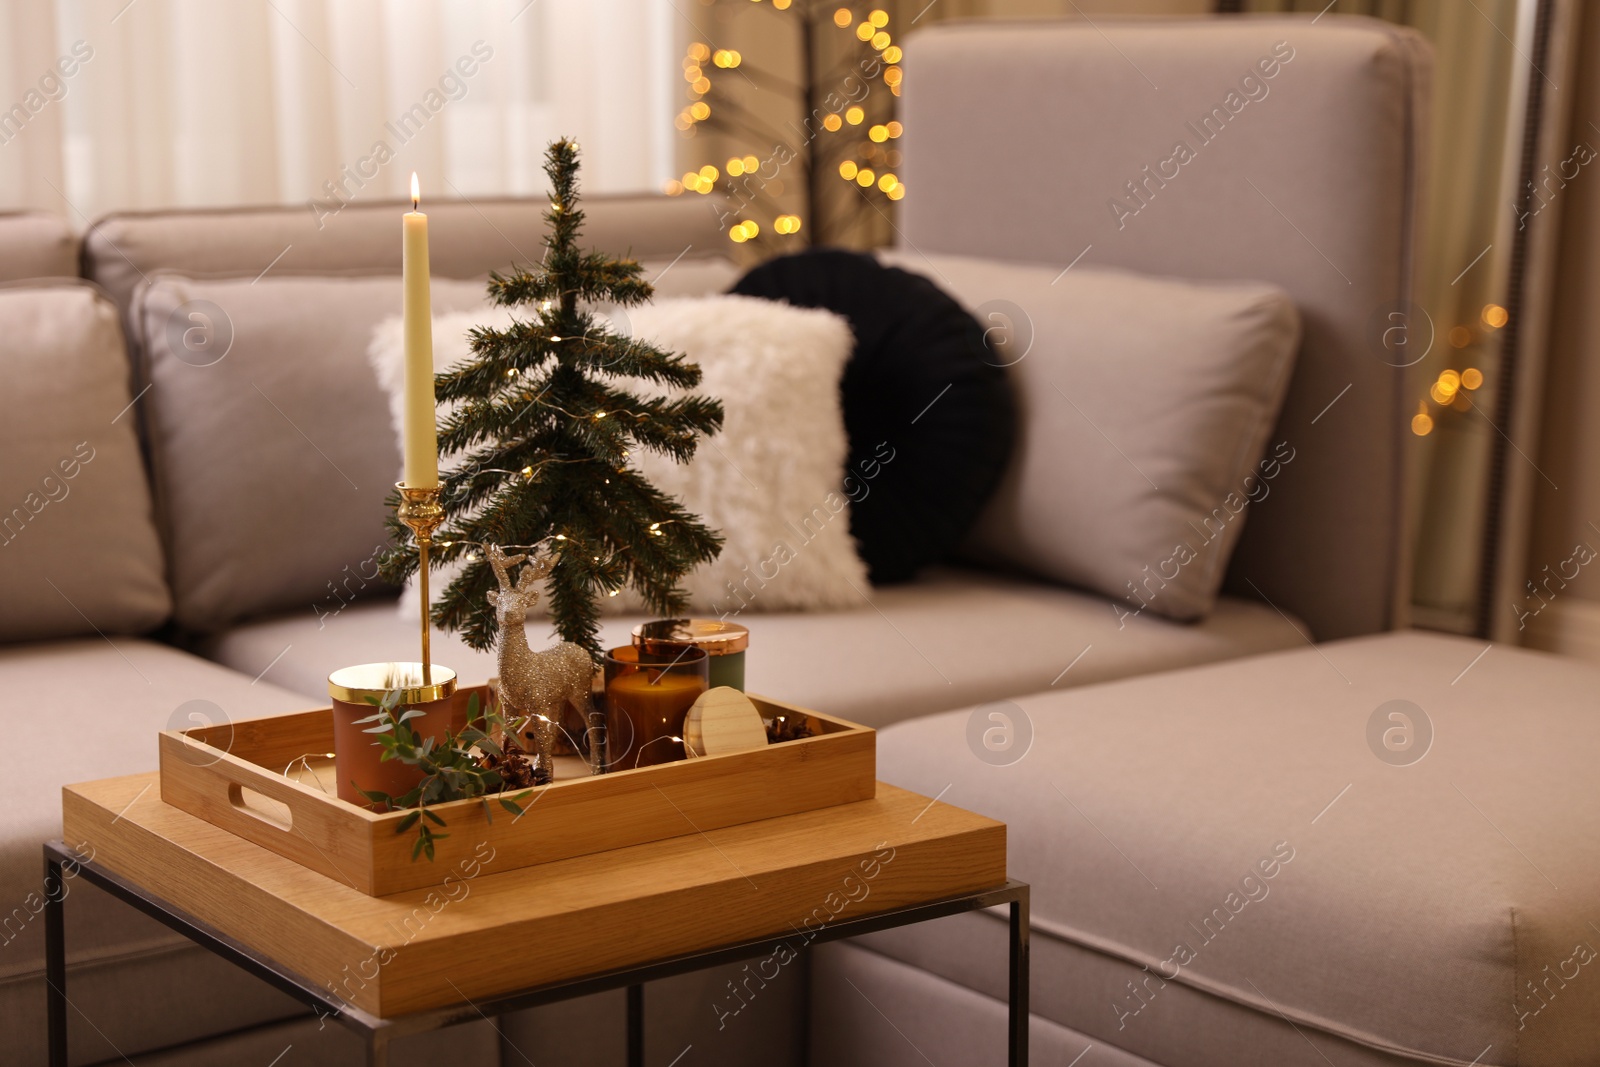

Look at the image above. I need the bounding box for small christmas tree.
[382,139,724,659]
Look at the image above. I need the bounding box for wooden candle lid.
[684,686,769,757]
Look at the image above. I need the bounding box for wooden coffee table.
[47,773,1027,1066]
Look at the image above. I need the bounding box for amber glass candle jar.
[603,645,709,770]
[632,619,749,691]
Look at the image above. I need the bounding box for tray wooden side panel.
[160,731,384,893]
[184,707,338,769]
[160,695,875,896]
[363,724,875,891]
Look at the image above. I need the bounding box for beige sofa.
[0,190,1302,1064]
[6,14,1587,1067]
[808,17,1600,1067]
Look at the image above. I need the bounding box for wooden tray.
[159,687,874,896]
[67,773,1003,1017]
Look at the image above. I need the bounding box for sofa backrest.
[83,193,730,315]
[0,212,78,281]
[81,193,735,632]
[900,16,1429,641]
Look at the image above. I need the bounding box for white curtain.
[0,0,677,224]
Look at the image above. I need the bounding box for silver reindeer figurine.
[486,544,603,777]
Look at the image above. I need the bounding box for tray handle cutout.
[228,783,294,832]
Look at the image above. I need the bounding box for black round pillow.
[730,248,1016,584]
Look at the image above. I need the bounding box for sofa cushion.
[0,212,78,280]
[373,294,869,619]
[859,631,1600,1066]
[731,249,1016,584]
[108,1013,499,1066]
[131,273,492,632]
[197,568,1306,729]
[811,942,1163,1067]
[131,257,741,635]
[898,17,1430,642]
[0,637,315,1064]
[0,282,171,641]
[882,251,1300,623]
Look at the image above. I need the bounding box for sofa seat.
[0,637,389,1065]
[828,631,1599,1067]
[200,566,1307,728]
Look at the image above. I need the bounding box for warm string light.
[667,5,905,239]
[428,502,681,565]
[1411,355,1487,437]
[445,456,594,493]
[1410,302,1504,435]
[430,519,680,601]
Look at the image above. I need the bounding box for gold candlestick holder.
[396,482,446,685]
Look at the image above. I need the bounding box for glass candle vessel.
[632,619,749,691]
[603,645,709,771]
[328,662,464,807]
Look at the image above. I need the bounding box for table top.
[63,772,1007,1016]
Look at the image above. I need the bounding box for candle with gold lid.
[633,618,749,691]
[327,661,463,807]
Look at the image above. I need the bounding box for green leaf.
[499,797,525,816]
[422,808,447,827]
[395,811,420,833]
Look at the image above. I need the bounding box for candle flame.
[410,172,420,210]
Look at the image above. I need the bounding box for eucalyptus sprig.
[354,691,536,861]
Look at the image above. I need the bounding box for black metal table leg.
[627,983,644,1067]
[1009,889,1030,1067]
[39,839,1026,1067]
[44,850,67,1067]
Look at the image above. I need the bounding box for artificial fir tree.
[381,139,724,660]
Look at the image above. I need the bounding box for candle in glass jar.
[633,619,749,691]
[603,645,708,770]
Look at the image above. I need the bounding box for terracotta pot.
[327,663,466,807]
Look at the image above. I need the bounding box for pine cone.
[485,739,543,789]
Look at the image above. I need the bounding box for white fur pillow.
[368,293,868,619]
